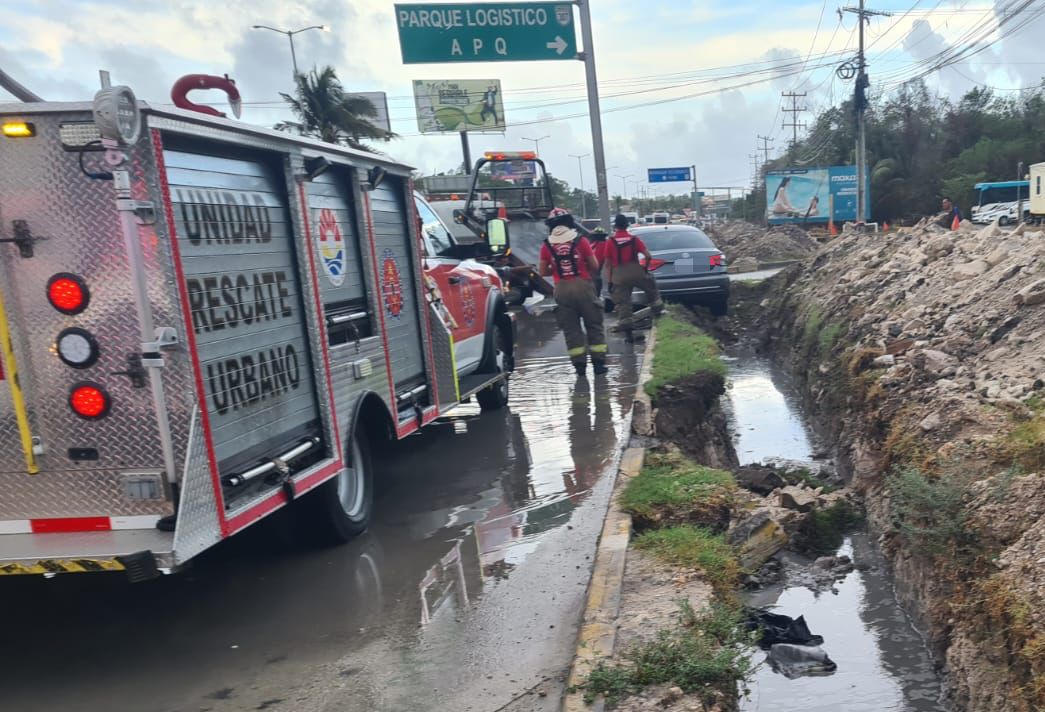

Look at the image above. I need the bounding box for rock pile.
[705,221,820,271]
[790,218,1045,410]
[767,216,1045,711]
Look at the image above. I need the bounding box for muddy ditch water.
[722,352,948,712]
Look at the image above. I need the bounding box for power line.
[757,135,774,163]
[781,91,809,148]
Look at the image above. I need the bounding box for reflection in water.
[728,355,946,712]
[742,535,946,712]
[407,354,636,627]
[726,357,813,464]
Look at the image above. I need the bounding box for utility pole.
[570,153,591,218]
[842,1,891,225]
[577,0,611,229]
[757,135,774,165]
[781,91,808,149]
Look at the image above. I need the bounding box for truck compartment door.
[164,149,323,487]
[368,180,426,391]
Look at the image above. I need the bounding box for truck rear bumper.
[0,529,174,577]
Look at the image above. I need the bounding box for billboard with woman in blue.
[766,167,868,224]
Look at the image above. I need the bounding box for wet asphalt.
[0,310,643,712]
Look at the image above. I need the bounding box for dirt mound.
[760,216,1045,711]
[706,221,820,269]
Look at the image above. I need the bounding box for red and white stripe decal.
[361,192,404,436]
[0,515,161,535]
[150,129,229,536]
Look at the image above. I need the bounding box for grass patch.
[799,500,862,555]
[580,602,755,707]
[645,308,725,398]
[620,454,735,517]
[818,321,847,352]
[887,466,976,560]
[1004,412,1045,472]
[634,526,741,593]
[801,304,823,354]
[972,575,1045,710]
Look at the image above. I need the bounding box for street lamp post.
[570,152,591,218]
[521,134,550,155]
[251,24,329,80]
[615,174,633,199]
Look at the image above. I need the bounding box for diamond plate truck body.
[0,100,513,579]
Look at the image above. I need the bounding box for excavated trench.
[675,287,949,711]
[723,351,946,711]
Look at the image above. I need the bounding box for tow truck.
[0,75,515,579]
[454,151,580,304]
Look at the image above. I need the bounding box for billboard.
[354,91,391,134]
[413,79,506,133]
[765,166,869,224]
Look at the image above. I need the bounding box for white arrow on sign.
[546,36,568,55]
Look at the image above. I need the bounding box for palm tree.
[275,66,396,150]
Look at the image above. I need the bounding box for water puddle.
[725,355,947,712]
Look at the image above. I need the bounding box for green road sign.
[394,3,577,64]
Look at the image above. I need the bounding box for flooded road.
[725,354,947,712]
[0,311,642,712]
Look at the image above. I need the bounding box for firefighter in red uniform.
[606,214,664,336]
[588,226,609,299]
[539,208,608,376]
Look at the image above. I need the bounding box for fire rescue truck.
[0,77,515,580]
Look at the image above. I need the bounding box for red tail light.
[709,253,724,268]
[647,258,667,271]
[69,382,110,419]
[47,273,90,315]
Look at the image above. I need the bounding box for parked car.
[630,225,730,316]
[580,217,603,232]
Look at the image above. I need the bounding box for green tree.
[275,66,396,150]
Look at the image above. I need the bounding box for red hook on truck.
[170,74,242,119]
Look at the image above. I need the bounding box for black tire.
[709,295,729,317]
[999,216,1010,226]
[477,324,510,411]
[297,426,374,544]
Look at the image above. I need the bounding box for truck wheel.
[299,429,373,544]
[477,324,510,411]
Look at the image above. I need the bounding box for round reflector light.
[69,382,110,419]
[47,273,90,315]
[56,327,100,369]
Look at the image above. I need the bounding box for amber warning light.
[483,151,536,161]
[2,121,36,138]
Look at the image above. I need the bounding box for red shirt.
[540,237,595,282]
[592,239,608,267]
[605,230,648,267]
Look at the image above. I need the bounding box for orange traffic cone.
[498,205,508,219]
[951,214,960,231]
[883,221,890,232]
[829,220,838,236]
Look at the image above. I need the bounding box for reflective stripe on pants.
[554,278,607,365]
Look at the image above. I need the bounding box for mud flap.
[116,550,161,583]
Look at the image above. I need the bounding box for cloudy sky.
[2,1,1043,197]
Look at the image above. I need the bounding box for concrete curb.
[562,327,657,712]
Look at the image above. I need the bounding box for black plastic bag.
[745,608,825,649]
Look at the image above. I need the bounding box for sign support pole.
[691,164,699,216]
[577,0,610,229]
[460,131,472,174]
